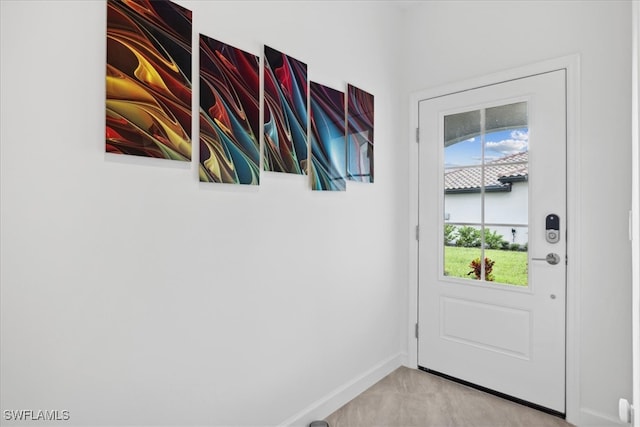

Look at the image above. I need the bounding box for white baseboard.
[579,407,628,426]
[278,352,407,427]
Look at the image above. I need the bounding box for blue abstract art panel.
[347,84,374,182]
[199,35,260,184]
[263,46,308,174]
[310,82,346,191]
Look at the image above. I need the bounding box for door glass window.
[443,102,529,286]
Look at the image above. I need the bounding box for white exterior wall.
[445,181,529,246]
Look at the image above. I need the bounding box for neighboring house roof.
[445,151,528,194]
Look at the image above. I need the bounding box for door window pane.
[444,243,481,280]
[489,226,529,286]
[485,102,528,133]
[444,109,482,167]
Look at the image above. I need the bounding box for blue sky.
[444,127,529,168]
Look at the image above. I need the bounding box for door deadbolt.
[545,214,560,244]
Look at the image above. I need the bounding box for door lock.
[545,214,560,243]
[545,253,561,265]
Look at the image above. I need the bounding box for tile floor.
[324,366,574,427]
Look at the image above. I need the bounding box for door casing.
[407,55,581,425]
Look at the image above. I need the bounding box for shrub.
[509,243,521,251]
[468,257,495,281]
[456,226,481,247]
[444,224,457,246]
[483,228,506,249]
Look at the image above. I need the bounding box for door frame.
[408,54,581,425]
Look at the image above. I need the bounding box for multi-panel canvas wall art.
[346,84,374,182]
[310,82,346,191]
[263,46,308,175]
[106,0,193,161]
[105,4,375,189]
[199,36,260,185]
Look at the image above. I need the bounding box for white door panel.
[418,70,566,413]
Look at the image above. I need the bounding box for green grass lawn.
[444,246,528,286]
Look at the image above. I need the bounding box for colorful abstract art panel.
[199,36,260,185]
[263,46,308,175]
[106,0,192,161]
[346,84,374,182]
[310,82,346,191]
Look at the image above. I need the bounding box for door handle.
[532,253,561,265]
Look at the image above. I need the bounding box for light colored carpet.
[325,366,574,427]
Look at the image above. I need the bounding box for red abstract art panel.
[199,35,260,184]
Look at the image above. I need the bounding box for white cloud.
[484,129,529,156]
[510,130,529,141]
[485,139,528,156]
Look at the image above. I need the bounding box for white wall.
[402,1,633,425]
[0,1,408,426]
[631,2,639,425]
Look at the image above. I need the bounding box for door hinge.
[415,127,420,143]
[415,323,419,339]
[415,225,419,241]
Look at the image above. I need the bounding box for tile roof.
[444,151,528,193]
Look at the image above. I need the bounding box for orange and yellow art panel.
[106,0,192,161]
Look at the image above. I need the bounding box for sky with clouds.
[445,128,529,168]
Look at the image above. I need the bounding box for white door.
[417,70,567,414]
